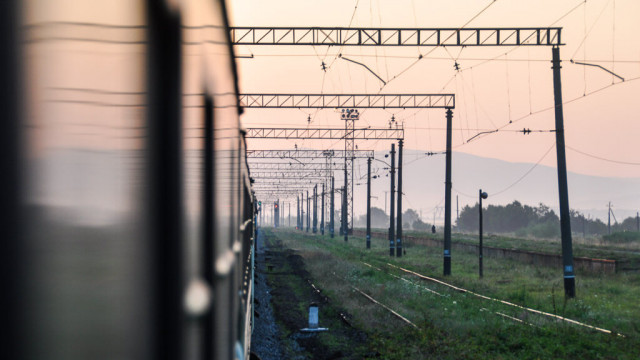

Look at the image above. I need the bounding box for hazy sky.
[229,0,640,179]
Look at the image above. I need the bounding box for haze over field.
[353,150,640,224]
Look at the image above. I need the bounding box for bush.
[602,231,640,243]
[526,221,560,239]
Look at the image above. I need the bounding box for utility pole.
[479,190,488,278]
[313,185,318,233]
[389,143,396,256]
[443,108,453,276]
[297,195,300,230]
[343,185,348,242]
[552,46,575,298]
[307,190,311,232]
[636,212,639,232]
[330,176,335,238]
[366,157,372,249]
[321,183,325,235]
[456,195,459,225]
[608,202,612,235]
[396,139,403,257]
[288,202,291,227]
[342,165,347,238]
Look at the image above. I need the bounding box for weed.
[264,228,640,359]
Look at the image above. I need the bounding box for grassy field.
[263,227,640,359]
[377,228,640,270]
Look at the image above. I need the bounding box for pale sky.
[229,0,640,179]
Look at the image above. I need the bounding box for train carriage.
[1,1,254,359]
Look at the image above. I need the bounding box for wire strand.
[492,142,556,197]
[566,145,640,166]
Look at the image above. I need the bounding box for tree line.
[457,200,639,238]
[353,201,639,239]
[354,207,433,231]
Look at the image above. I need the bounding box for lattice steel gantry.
[239,94,454,108]
[245,127,403,140]
[230,27,563,47]
[246,124,403,234]
[248,162,345,171]
[237,24,575,297]
[247,149,374,159]
[243,93,451,235]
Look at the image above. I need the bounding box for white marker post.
[301,302,328,332]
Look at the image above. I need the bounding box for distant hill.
[353,150,640,224]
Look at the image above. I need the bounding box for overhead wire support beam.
[247,149,374,159]
[240,94,454,109]
[230,27,563,47]
[250,168,337,173]
[570,60,624,82]
[253,188,316,193]
[254,189,313,194]
[249,163,346,170]
[252,177,328,183]
[251,172,333,179]
[252,182,321,187]
[339,56,386,85]
[246,127,404,140]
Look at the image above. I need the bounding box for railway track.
[359,260,623,337]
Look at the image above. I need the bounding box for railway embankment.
[251,229,371,359]
[256,228,640,359]
[353,229,633,274]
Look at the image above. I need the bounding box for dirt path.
[250,230,285,360]
[250,229,371,360]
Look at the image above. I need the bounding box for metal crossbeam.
[248,149,374,159]
[253,184,316,188]
[251,169,334,174]
[240,94,454,108]
[253,178,324,183]
[249,163,345,170]
[246,127,403,140]
[230,27,563,47]
[254,188,312,193]
[251,172,333,179]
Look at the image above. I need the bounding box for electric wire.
[566,145,640,166]
[384,0,499,87]
[491,142,556,197]
[549,0,588,26]
[465,75,640,144]
[570,0,612,60]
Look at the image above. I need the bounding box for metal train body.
[1,1,255,359]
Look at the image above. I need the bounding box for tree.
[457,203,479,232]
[412,218,432,231]
[370,207,390,229]
[403,208,420,229]
[354,207,389,229]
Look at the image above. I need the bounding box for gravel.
[250,229,285,360]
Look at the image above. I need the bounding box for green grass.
[379,228,640,266]
[603,231,640,244]
[265,227,640,359]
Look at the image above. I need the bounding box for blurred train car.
[1,1,255,359]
